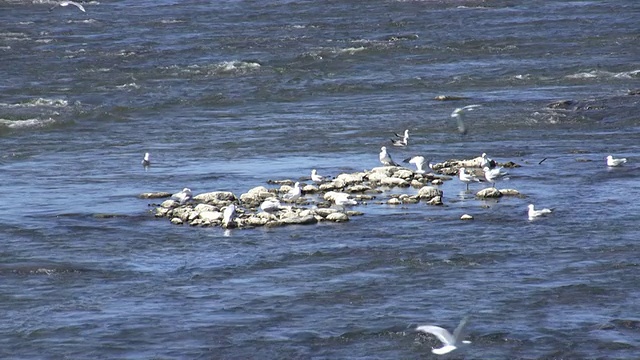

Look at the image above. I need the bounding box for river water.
[1,0,639,359]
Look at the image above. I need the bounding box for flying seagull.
[49,1,86,13]
[451,105,482,135]
[417,316,471,355]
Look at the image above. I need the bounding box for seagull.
[391,129,409,147]
[379,146,399,166]
[458,167,481,190]
[141,152,150,167]
[417,316,471,355]
[171,188,193,205]
[260,198,283,213]
[528,204,553,220]
[222,203,237,228]
[403,155,427,174]
[451,105,482,135]
[311,169,328,183]
[480,152,496,169]
[282,182,302,202]
[483,166,508,187]
[606,155,627,167]
[49,1,86,13]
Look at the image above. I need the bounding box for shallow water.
[1,0,640,359]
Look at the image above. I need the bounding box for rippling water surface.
[1,0,639,358]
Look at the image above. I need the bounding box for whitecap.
[0,118,57,129]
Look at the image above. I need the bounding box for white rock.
[387,198,402,205]
[417,186,443,200]
[199,211,223,222]
[193,191,236,203]
[476,187,503,198]
[460,214,474,220]
[381,177,409,187]
[326,212,349,222]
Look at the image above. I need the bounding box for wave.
[0,118,58,130]
[566,69,640,80]
[161,60,262,77]
[0,98,69,108]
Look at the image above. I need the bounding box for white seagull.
[403,155,427,174]
[528,204,553,220]
[141,152,151,167]
[311,169,328,183]
[171,188,193,205]
[458,167,481,190]
[222,203,237,228]
[282,182,302,202]
[49,1,86,13]
[483,166,508,187]
[391,129,409,147]
[379,146,399,166]
[325,191,357,207]
[260,198,283,213]
[480,152,497,169]
[450,105,481,135]
[606,155,627,167]
[417,316,471,355]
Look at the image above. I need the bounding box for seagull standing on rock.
[417,316,472,355]
[282,182,302,202]
[171,188,193,205]
[379,146,399,166]
[483,166,508,187]
[260,198,283,213]
[458,167,481,190]
[222,203,237,228]
[311,169,328,183]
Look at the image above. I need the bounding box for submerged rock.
[138,192,172,199]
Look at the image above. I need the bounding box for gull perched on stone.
[260,198,283,213]
[171,188,192,205]
[49,1,86,12]
[282,182,302,202]
[480,152,496,169]
[391,129,409,147]
[403,155,427,174]
[458,167,481,190]
[451,105,481,135]
[311,169,328,183]
[222,203,237,228]
[606,155,627,167]
[483,166,508,187]
[417,316,471,355]
[141,152,151,167]
[528,204,553,220]
[379,146,399,166]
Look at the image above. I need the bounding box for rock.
[392,169,414,180]
[319,182,339,191]
[194,204,218,213]
[193,191,237,204]
[427,196,443,205]
[155,207,170,217]
[239,186,273,203]
[500,161,521,168]
[460,214,474,220]
[369,166,398,176]
[280,215,318,225]
[138,192,172,199]
[335,172,365,185]
[499,189,521,196]
[170,217,183,225]
[381,177,409,187]
[367,171,390,183]
[199,211,223,222]
[302,184,318,193]
[346,184,371,193]
[246,216,269,226]
[476,187,503,198]
[326,212,349,222]
[160,199,179,208]
[434,95,467,101]
[431,179,443,185]
[315,208,339,217]
[387,198,402,205]
[417,186,443,200]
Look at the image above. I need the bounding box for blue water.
[1,0,639,358]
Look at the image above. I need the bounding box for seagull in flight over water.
[391,129,409,147]
[49,1,86,13]
[451,105,482,135]
[417,316,471,355]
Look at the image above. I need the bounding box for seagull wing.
[452,316,470,344]
[416,325,455,346]
[68,1,86,12]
